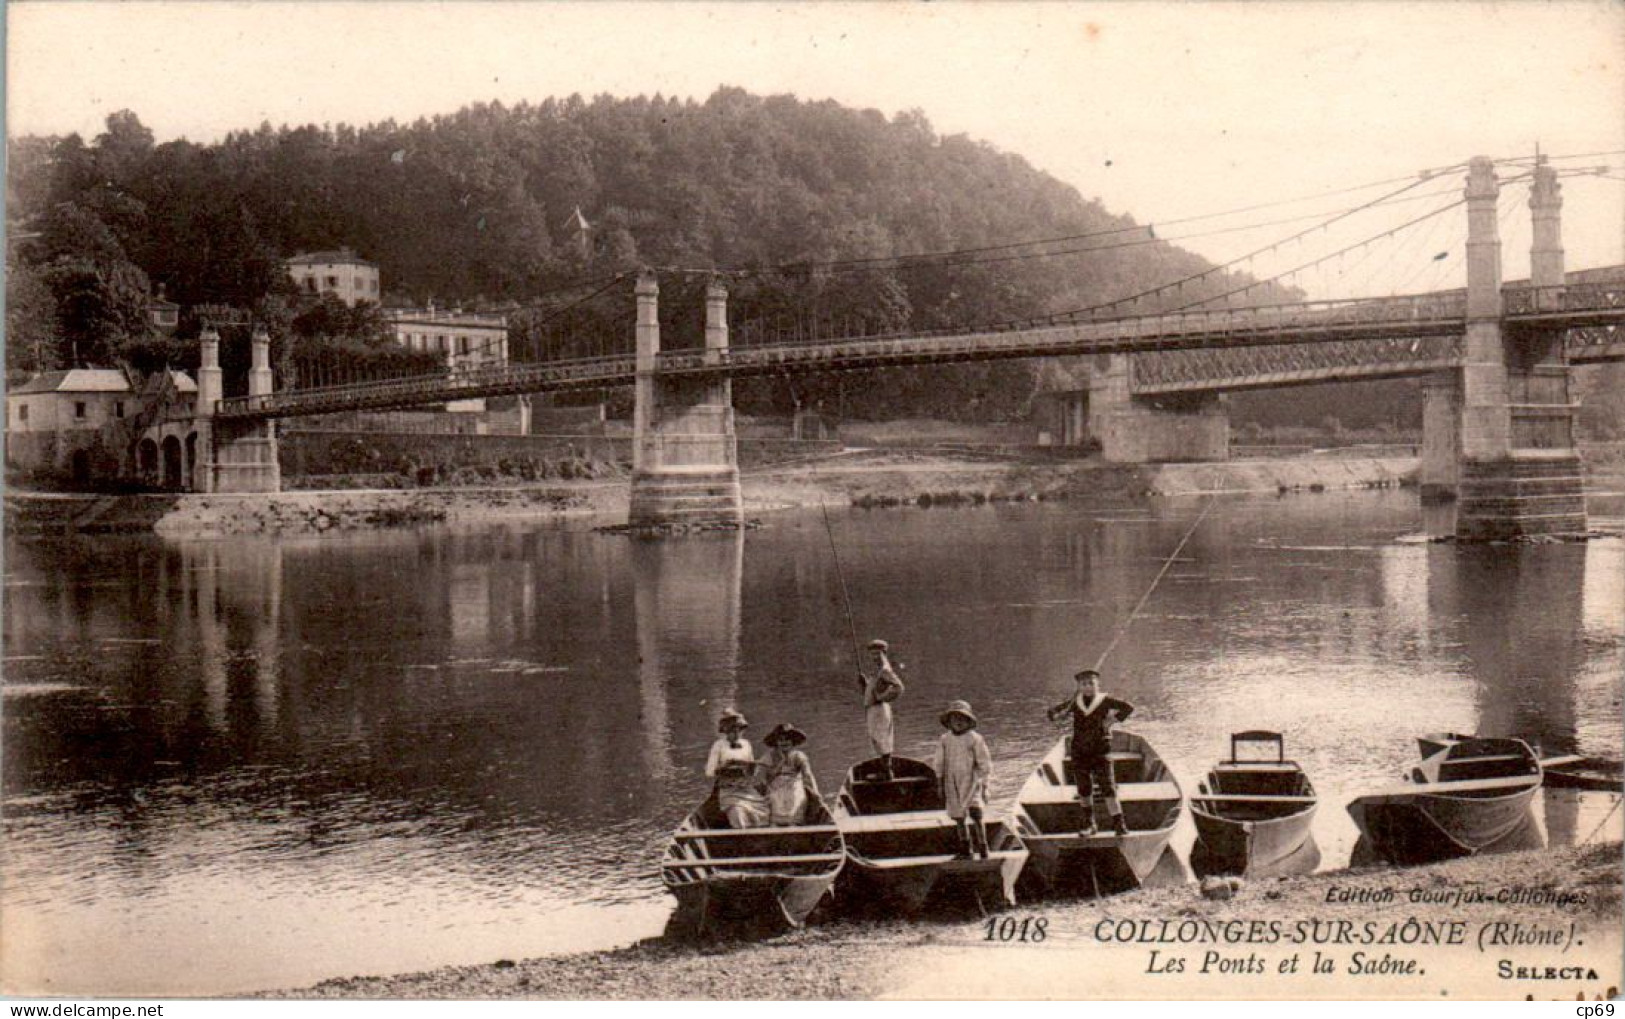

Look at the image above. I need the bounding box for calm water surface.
[3,490,1622,993]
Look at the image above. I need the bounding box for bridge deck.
[215,281,1624,420]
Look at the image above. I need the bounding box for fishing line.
[1091,496,1217,673]
[819,499,865,670]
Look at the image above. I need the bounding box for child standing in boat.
[934,700,992,859]
[858,639,905,780]
[761,723,821,826]
[705,710,769,828]
[1046,669,1134,837]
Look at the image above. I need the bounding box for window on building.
[458,337,470,355]
[305,278,318,293]
[326,275,339,287]
[75,401,87,420]
[371,279,379,292]
[439,336,450,353]
[17,404,28,422]
[115,401,126,419]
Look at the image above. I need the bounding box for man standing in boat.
[858,639,905,780]
[1047,669,1133,837]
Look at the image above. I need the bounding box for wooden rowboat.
[1346,734,1542,866]
[1013,730,1183,898]
[832,755,1028,915]
[1191,731,1319,878]
[661,791,844,938]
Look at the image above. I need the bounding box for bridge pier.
[198,324,282,494]
[1452,155,1585,540]
[1087,355,1228,463]
[627,275,743,527]
[1419,372,1460,500]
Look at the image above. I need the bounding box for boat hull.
[840,849,1026,914]
[834,756,1029,915]
[1017,826,1173,897]
[1347,785,1538,865]
[1013,731,1183,899]
[665,870,836,939]
[662,794,844,940]
[1191,804,1317,877]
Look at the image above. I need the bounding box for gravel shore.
[276,840,1622,1000]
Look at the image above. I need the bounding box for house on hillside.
[286,249,381,306]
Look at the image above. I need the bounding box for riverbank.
[5,452,1417,537]
[279,840,1622,1000]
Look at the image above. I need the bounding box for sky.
[7,1,1624,298]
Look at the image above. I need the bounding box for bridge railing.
[652,291,1469,374]
[1504,281,1625,316]
[217,352,636,419]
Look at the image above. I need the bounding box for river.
[3,488,1621,994]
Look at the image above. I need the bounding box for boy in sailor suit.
[1046,668,1134,836]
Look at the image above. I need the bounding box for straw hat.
[1074,668,1101,682]
[717,709,750,733]
[939,700,978,728]
[764,723,808,747]
[867,639,889,652]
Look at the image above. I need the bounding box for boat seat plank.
[1022,781,1180,805]
[676,825,839,838]
[852,777,932,786]
[1194,794,1318,804]
[838,811,957,833]
[1368,775,1540,797]
[1212,762,1302,771]
[661,852,845,868]
[1441,753,1528,764]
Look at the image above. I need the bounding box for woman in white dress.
[760,723,821,826]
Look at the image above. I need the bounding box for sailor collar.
[1074,692,1107,715]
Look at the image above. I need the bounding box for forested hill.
[10,88,1308,421]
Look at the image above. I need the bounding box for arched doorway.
[162,435,183,490]
[184,433,198,491]
[138,438,160,487]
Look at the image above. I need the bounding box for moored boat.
[661,792,844,938]
[832,755,1028,914]
[1190,731,1319,878]
[1346,734,1542,866]
[1013,730,1183,897]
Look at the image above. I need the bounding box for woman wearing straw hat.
[934,700,992,859]
[705,710,769,828]
[761,723,821,826]
[857,639,905,780]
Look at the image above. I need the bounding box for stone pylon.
[627,275,743,526]
[1452,155,1586,540]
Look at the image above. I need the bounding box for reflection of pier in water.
[631,533,745,783]
[1431,542,1597,846]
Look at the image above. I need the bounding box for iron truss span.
[215,282,1625,420]
[1131,335,1465,394]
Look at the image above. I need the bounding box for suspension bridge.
[187,154,1623,539]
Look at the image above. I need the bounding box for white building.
[286,249,381,306]
[384,307,509,370]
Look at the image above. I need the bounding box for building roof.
[10,369,196,396]
[385,308,508,328]
[286,249,377,268]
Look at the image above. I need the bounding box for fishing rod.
[819,499,864,670]
[1091,497,1216,673]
